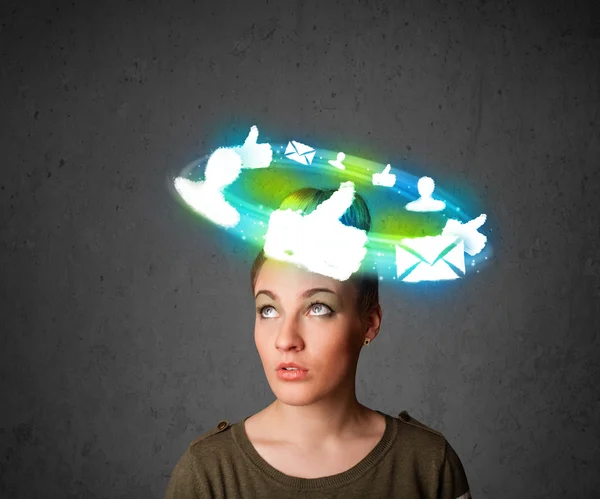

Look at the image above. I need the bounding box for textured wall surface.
[1,0,599,497]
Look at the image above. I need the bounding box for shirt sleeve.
[437,438,472,499]
[165,448,202,499]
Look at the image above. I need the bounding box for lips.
[276,362,308,371]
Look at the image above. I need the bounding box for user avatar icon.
[173,126,272,228]
[405,176,446,212]
[328,152,346,170]
[174,148,243,228]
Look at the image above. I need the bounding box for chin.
[267,376,327,407]
[272,392,322,407]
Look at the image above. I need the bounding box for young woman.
[166,187,472,499]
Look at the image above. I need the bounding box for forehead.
[255,258,351,298]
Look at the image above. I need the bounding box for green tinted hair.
[250,186,379,324]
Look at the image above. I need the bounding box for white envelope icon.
[285,140,316,165]
[395,235,465,282]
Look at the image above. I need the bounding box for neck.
[265,395,373,452]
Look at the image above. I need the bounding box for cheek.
[314,334,356,367]
[254,329,274,367]
[254,329,265,354]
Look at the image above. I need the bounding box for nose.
[274,315,304,350]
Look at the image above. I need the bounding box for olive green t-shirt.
[165,410,472,499]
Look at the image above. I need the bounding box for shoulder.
[397,411,472,497]
[397,410,445,440]
[166,420,234,497]
[187,419,234,456]
[396,410,447,461]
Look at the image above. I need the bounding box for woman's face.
[253,258,367,407]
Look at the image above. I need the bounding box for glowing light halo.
[170,126,493,283]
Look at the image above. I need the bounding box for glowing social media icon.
[442,214,487,256]
[328,152,346,170]
[405,176,446,212]
[263,181,368,281]
[231,125,273,170]
[174,148,243,228]
[395,235,465,282]
[372,164,396,187]
[174,126,273,228]
[284,140,316,165]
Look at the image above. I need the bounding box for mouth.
[276,368,309,380]
[276,363,308,371]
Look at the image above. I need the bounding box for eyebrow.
[254,287,337,301]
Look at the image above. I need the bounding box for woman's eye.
[309,303,332,316]
[256,303,333,319]
[258,305,276,318]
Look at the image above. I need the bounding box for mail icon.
[285,140,316,165]
[395,235,465,282]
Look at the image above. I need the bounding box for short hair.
[249,186,379,324]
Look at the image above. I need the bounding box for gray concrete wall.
[1,0,599,497]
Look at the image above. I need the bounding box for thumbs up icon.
[372,164,396,187]
[231,125,273,170]
[442,214,488,256]
[263,181,369,281]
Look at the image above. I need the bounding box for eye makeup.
[255,300,335,319]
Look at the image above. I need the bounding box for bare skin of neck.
[253,400,383,453]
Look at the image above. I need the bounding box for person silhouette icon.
[173,126,273,228]
[328,152,346,170]
[405,176,446,212]
[174,147,243,228]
